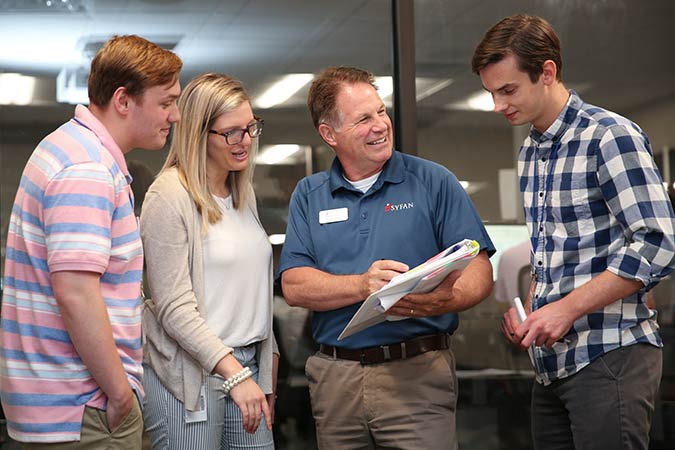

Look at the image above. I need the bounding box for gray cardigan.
[140,168,277,411]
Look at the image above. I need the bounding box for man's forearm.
[559,270,643,320]
[517,269,645,348]
[281,267,366,311]
[52,271,133,404]
[446,251,494,311]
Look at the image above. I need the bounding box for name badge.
[319,207,348,224]
[184,384,207,423]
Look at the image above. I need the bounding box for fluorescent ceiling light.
[256,144,302,165]
[0,34,84,68]
[268,234,286,245]
[466,91,495,111]
[373,77,452,103]
[255,74,313,109]
[416,79,453,102]
[461,181,488,195]
[375,76,394,99]
[0,73,36,105]
[447,90,495,111]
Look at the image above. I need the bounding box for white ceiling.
[1,0,675,130]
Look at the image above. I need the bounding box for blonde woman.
[140,73,277,449]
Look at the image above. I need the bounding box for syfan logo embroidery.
[384,202,414,212]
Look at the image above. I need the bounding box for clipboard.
[337,239,480,340]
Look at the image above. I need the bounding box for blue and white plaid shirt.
[519,90,675,385]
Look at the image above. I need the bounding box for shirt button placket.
[359,208,369,234]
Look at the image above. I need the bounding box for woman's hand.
[228,378,272,434]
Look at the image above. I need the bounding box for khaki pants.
[22,396,143,450]
[306,348,458,450]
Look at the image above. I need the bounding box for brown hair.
[307,66,376,129]
[472,14,562,83]
[88,35,182,107]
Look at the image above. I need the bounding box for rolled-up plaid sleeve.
[597,123,675,287]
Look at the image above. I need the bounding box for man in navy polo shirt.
[278,66,495,450]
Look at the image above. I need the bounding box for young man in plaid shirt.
[473,14,675,450]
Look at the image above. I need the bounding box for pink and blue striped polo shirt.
[0,105,144,443]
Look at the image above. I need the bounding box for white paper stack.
[338,239,480,340]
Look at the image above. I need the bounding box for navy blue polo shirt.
[278,150,495,349]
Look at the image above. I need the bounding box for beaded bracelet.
[221,367,253,395]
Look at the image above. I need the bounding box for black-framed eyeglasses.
[209,118,264,145]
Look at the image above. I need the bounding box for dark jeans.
[531,344,662,450]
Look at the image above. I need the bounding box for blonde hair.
[161,73,258,231]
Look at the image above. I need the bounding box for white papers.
[337,239,480,340]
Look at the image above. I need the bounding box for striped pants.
[142,364,274,449]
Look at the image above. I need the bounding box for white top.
[202,195,272,347]
[344,171,381,193]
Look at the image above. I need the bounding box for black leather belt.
[319,333,450,365]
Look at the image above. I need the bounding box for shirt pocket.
[549,170,600,237]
